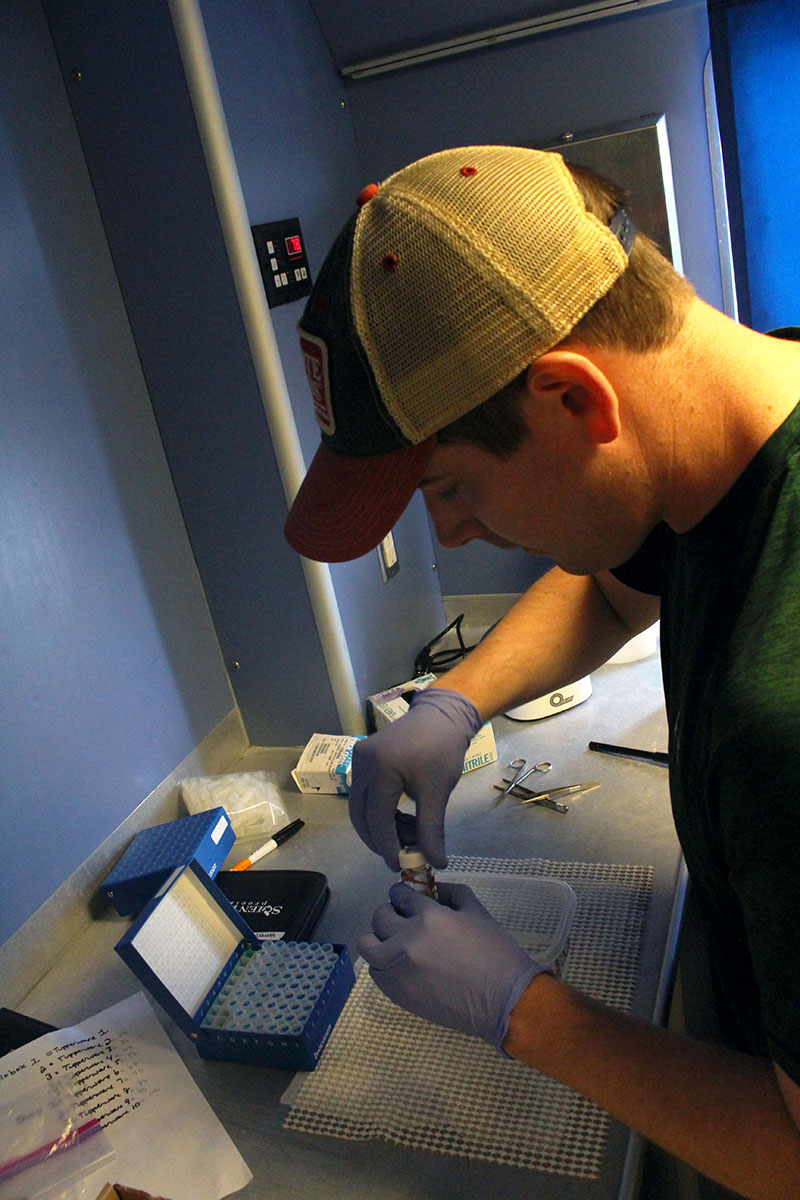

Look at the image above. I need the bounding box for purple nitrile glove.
[359,881,549,1053]
[349,688,482,871]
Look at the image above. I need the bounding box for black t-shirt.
[609,522,670,596]
[610,349,800,1080]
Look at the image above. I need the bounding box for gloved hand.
[359,881,549,1052]
[349,688,482,871]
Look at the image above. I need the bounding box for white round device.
[505,675,593,721]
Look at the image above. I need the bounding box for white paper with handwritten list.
[0,992,251,1200]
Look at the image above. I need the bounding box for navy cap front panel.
[298,213,410,458]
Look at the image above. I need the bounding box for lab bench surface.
[16,653,683,1200]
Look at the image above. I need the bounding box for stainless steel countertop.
[18,652,682,1200]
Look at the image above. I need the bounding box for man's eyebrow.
[419,473,449,487]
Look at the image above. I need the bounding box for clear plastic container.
[436,871,576,979]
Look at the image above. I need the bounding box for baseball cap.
[285,145,634,563]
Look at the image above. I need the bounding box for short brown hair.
[566,161,694,351]
[437,159,694,455]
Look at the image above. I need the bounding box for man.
[284,145,800,1198]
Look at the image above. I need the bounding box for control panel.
[251,217,312,308]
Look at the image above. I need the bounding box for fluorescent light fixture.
[341,0,672,78]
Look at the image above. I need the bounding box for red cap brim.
[285,436,437,563]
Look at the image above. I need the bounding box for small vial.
[398,847,439,900]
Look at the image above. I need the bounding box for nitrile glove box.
[115,861,354,1070]
[367,674,498,773]
[291,733,365,793]
[101,808,236,916]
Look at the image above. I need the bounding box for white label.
[299,329,335,435]
[210,814,229,844]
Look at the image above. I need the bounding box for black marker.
[230,819,305,870]
[588,741,669,766]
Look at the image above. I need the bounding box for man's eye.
[438,485,458,501]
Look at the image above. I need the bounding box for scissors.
[494,776,601,813]
[496,756,552,799]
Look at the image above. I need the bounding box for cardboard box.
[101,808,236,917]
[115,862,354,1070]
[367,675,497,774]
[291,734,364,794]
[367,672,438,726]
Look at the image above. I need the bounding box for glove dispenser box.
[367,674,497,773]
[115,862,354,1070]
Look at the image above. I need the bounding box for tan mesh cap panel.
[351,146,628,444]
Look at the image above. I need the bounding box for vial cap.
[398,847,427,870]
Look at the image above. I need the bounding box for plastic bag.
[0,1079,114,1200]
[180,771,287,839]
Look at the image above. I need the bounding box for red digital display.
[285,234,303,257]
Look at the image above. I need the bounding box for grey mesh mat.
[283,856,653,1179]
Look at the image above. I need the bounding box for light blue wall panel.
[200,0,446,697]
[0,0,234,944]
[344,0,722,596]
[42,0,344,744]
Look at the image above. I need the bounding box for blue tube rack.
[116,862,355,1070]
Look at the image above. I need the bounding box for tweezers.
[493,778,601,813]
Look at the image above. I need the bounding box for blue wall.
[1,0,728,946]
[198,0,446,698]
[344,0,722,595]
[45,0,445,732]
[0,0,234,944]
[42,0,345,747]
[712,0,800,332]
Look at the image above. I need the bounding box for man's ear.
[524,350,621,444]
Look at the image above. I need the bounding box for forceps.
[494,776,601,813]
[497,756,552,799]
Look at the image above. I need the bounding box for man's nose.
[424,495,485,549]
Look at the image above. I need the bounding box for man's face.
[419,434,647,576]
